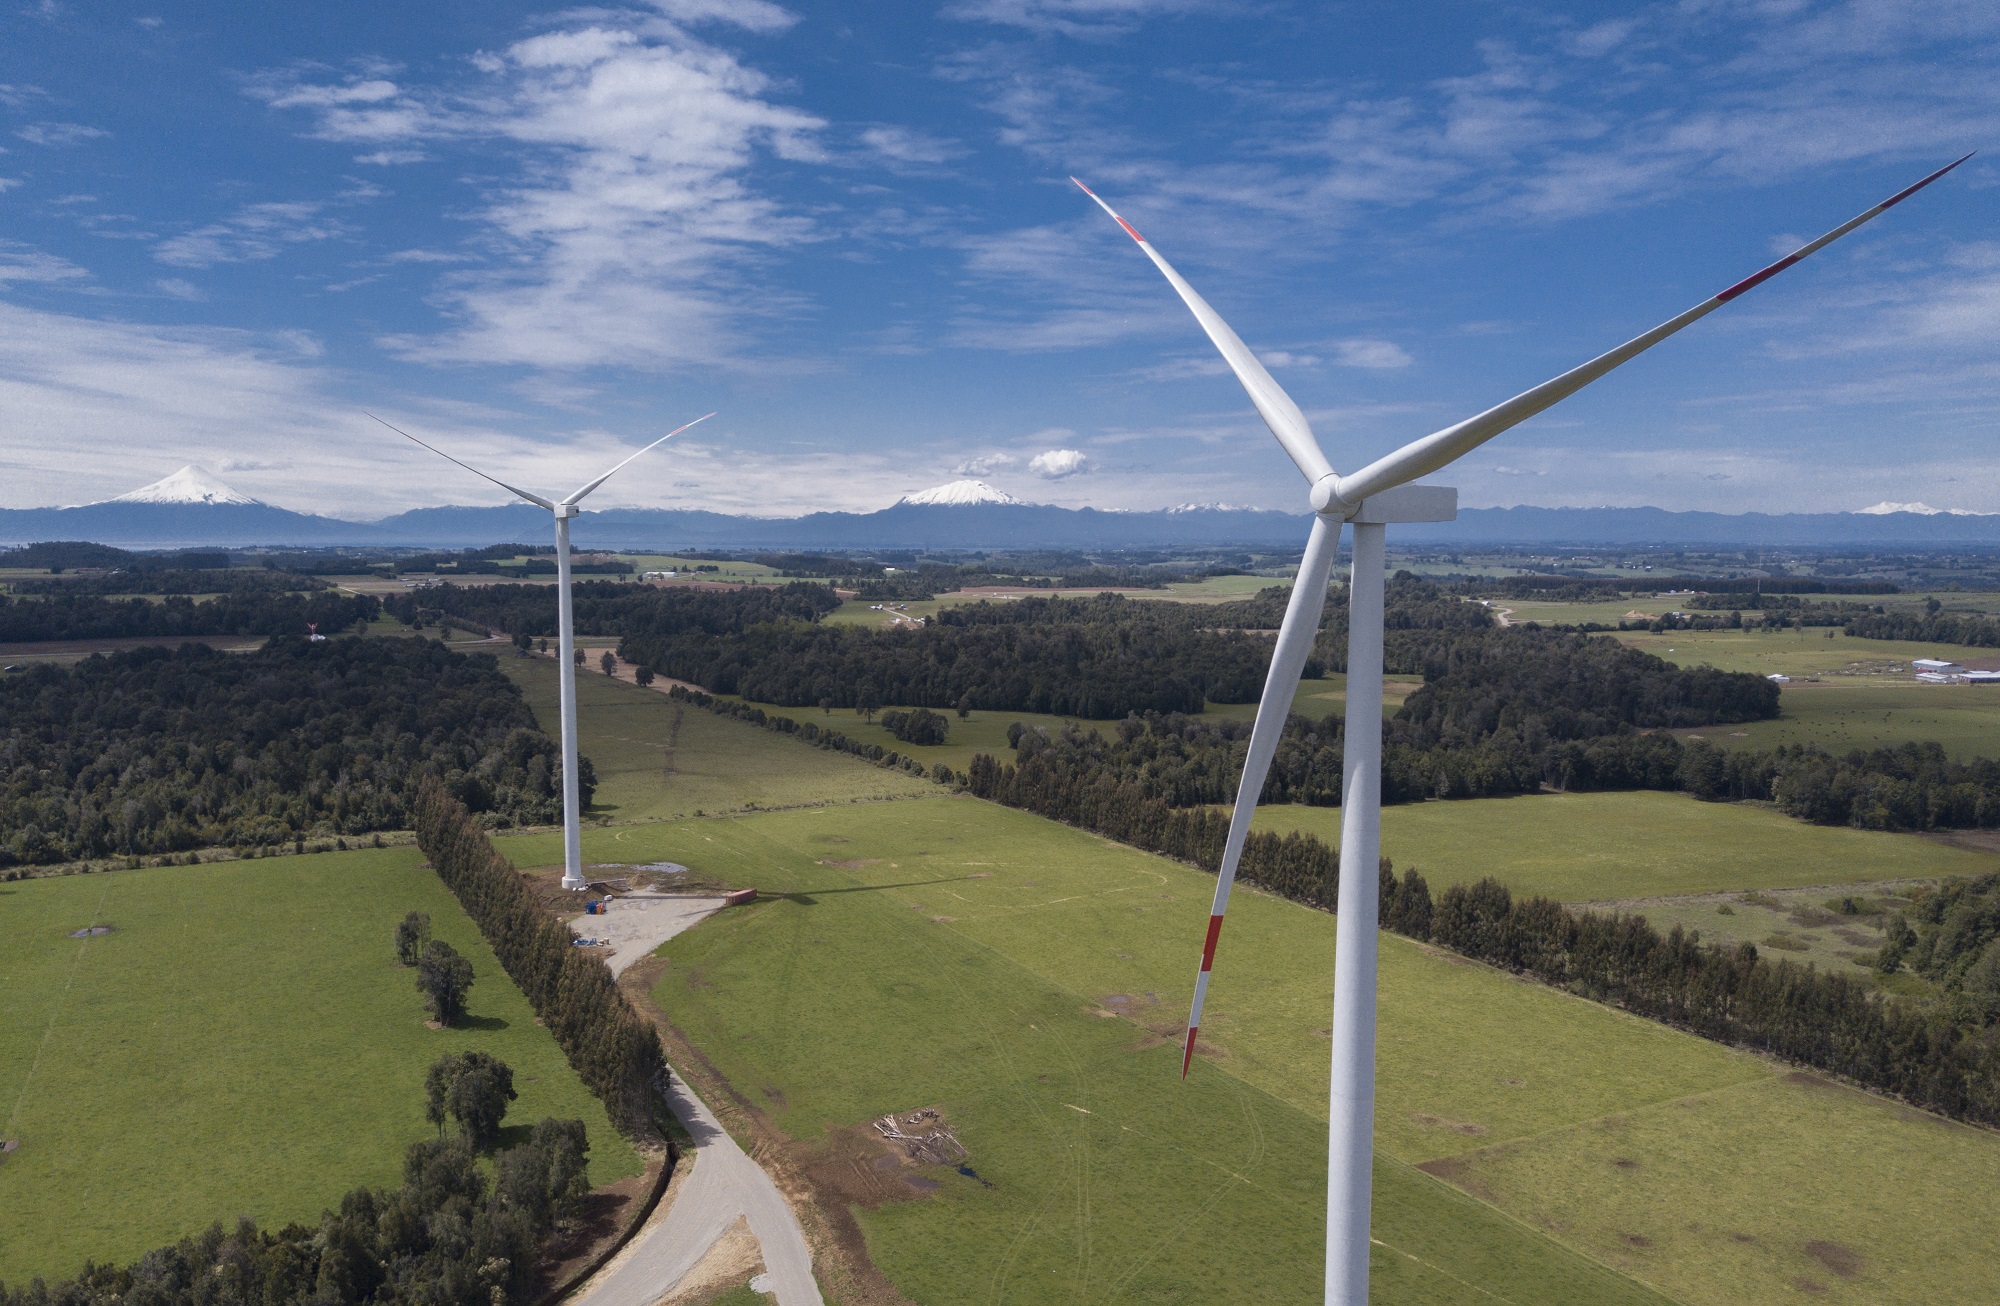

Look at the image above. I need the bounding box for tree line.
[957,742,2000,1125]
[9,569,327,596]
[1880,873,2000,1022]
[0,590,377,642]
[1444,574,1898,601]
[0,541,230,571]
[0,1084,595,1306]
[0,638,581,867]
[411,780,665,1136]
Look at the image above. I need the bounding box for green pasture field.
[1584,882,1923,983]
[0,849,640,1284]
[501,655,933,822]
[1612,626,1995,677]
[1246,790,1994,903]
[617,554,784,582]
[1672,679,2000,760]
[498,795,2000,1305]
[707,695,1118,774]
[710,675,1405,774]
[505,806,1675,1306]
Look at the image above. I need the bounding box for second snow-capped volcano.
[107,465,261,506]
[896,479,1023,507]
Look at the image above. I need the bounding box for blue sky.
[0,0,1994,520]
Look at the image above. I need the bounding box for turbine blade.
[1334,153,1974,506]
[1181,515,1341,1078]
[366,414,556,510]
[1073,178,1335,487]
[563,412,717,507]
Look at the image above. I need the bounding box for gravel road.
[569,895,824,1306]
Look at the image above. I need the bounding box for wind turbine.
[1075,153,1970,1304]
[370,413,715,891]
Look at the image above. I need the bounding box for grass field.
[1583,883,1920,982]
[1671,679,2000,760]
[501,655,934,821]
[503,807,1675,1306]
[0,849,640,1284]
[1245,790,1995,902]
[490,793,2000,1305]
[1611,625,1998,679]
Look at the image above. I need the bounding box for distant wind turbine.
[370,413,715,891]
[1075,152,1970,1304]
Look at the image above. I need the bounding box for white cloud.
[648,0,798,32]
[944,0,1204,38]
[354,148,428,165]
[0,243,85,283]
[260,18,826,372]
[0,177,21,194]
[1331,338,1412,369]
[1029,447,1091,478]
[953,452,1017,475]
[154,200,347,268]
[153,277,204,300]
[858,126,966,166]
[15,121,106,147]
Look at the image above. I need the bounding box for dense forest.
[627,591,1298,717]
[0,591,376,642]
[383,580,839,641]
[0,638,583,866]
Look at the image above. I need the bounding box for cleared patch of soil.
[1804,1240,1864,1279]
[1413,1155,1497,1204]
[661,1216,764,1305]
[1409,1112,1487,1136]
[67,924,114,937]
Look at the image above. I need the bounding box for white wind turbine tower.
[371,413,715,891]
[1076,153,1969,1304]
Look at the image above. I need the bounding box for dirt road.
[570,899,823,1306]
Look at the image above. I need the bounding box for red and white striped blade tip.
[1181,1027,1199,1079]
[1070,176,1147,245]
[1716,152,1977,305]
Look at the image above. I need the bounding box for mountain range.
[4,466,1999,552]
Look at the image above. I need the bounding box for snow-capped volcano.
[107,466,260,507]
[897,479,1022,507]
[1855,501,1992,517]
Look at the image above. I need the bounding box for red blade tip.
[1180,1028,1198,1079]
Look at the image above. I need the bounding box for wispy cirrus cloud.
[15,121,106,147]
[945,0,1206,39]
[153,199,350,268]
[255,8,826,373]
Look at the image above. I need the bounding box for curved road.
[571,896,823,1306]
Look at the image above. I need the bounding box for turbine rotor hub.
[1309,474,1352,518]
